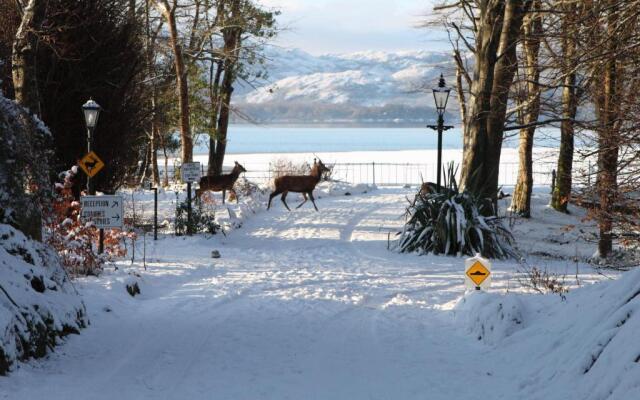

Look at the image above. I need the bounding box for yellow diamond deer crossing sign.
[78,151,105,178]
[464,254,492,290]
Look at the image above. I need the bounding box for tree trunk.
[209,0,241,176]
[551,19,578,213]
[460,0,532,206]
[139,142,151,183]
[453,49,468,141]
[161,135,169,187]
[145,0,160,185]
[154,0,193,163]
[213,63,236,176]
[511,1,542,217]
[207,60,224,176]
[596,4,620,258]
[151,126,160,185]
[12,0,43,115]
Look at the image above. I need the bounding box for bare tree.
[510,0,543,217]
[11,0,44,115]
[152,0,193,163]
[433,1,533,204]
[550,0,582,213]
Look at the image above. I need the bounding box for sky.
[258,0,448,55]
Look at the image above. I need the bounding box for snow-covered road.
[1,189,570,399]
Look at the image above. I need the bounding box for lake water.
[193,125,559,155]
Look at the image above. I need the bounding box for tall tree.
[510,0,542,217]
[11,0,44,114]
[204,0,277,176]
[152,0,193,163]
[593,0,621,257]
[208,0,241,176]
[550,0,581,213]
[456,0,533,203]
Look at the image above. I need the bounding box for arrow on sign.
[111,201,120,208]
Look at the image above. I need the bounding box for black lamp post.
[426,74,454,191]
[82,99,104,253]
[82,99,101,195]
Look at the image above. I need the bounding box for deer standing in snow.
[196,161,247,204]
[267,159,330,211]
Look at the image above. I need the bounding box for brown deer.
[196,161,247,204]
[268,159,330,211]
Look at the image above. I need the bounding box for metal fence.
[161,160,572,188]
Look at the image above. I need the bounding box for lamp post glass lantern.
[426,74,454,191]
[82,99,101,130]
[433,74,451,116]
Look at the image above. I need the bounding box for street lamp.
[427,74,454,191]
[82,99,101,194]
[82,99,104,254]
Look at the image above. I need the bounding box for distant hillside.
[232,48,459,125]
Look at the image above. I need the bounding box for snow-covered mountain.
[233,48,458,125]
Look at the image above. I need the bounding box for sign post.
[180,162,201,236]
[142,182,158,241]
[153,186,158,241]
[464,253,491,291]
[78,150,107,253]
[80,195,124,229]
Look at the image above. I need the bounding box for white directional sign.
[464,253,492,291]
[80,195,124,229]
[181,162,201,183]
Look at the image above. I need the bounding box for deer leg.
[281,191,291,211]
[296,193,308,209]
[222,189,226,204]
[268,190,281,210]
[308,192,319,211]
[231,188,239,203]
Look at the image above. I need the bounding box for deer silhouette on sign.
[84,156,99,173]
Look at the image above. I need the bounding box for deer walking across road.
[268,159,330,211]
[196,161,247,204]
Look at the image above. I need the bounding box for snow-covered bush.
[174,196,221,236]
[0,223,87,375]
[233,176,267,199]
[0,91,52,240]
[455,292,527,344]
[269,157,311,181]
[45,167,135,275]
[517,264,569,295]
[396,165,516,259]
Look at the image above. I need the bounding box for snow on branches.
[44,167,135,276]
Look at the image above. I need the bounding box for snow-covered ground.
[1,187,634,399]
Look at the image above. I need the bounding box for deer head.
[234,161,247,174]
[311,158,331,180]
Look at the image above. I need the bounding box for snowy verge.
[0,224,87,375]
[456,269,640,399]
[455,291,529,345]
[315,180,376,197]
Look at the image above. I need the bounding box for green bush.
[396,164,516,259]
[174,197,221,236]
